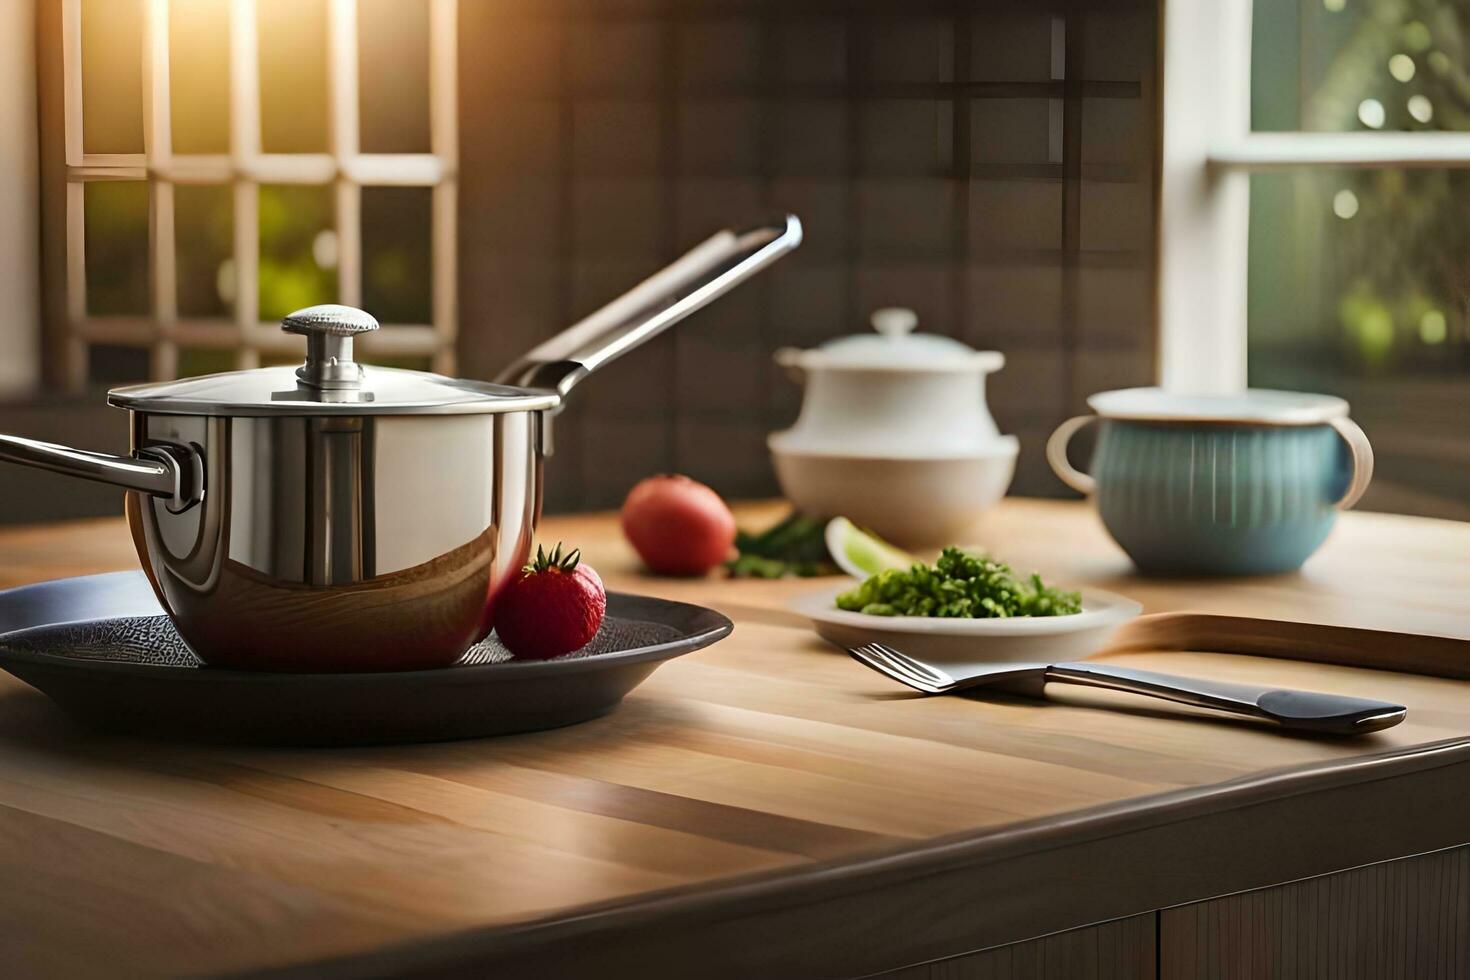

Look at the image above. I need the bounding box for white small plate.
[788,582,1142,672]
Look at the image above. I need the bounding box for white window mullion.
[229,0,261,161]
[141,0,171,172]
[232,180,262,366]
[1212,132,1470,171]
[60,0,83,169]
[431,181,457,374]
[60,0,88,390]
[0,0,40,396]
[143,0,177,380]
[63,181,87,391]
[429,0,458,375]
[148,182,178,379]
[328,0,362,310]
[429,0,458,168]
[327,0,360,160]
[1157,0,1253,395]
[335,182,363,309]
[343,154,443,185]
[229,0,262,368]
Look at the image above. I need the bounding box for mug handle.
[1047,415,1098,495]
[1328,416,1374,510]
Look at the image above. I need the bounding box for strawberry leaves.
[524,541,581,575]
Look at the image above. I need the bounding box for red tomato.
[621,475,736,576]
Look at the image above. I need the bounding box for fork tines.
[848,642,953,694]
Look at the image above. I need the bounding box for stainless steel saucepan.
[0,216,802,671]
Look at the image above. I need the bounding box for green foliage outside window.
[1251,0,1470,372]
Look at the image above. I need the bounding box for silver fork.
[848,641,1407,736]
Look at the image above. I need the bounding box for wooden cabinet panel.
[880,848,1470,980]
[879,913,1156,979]
[1160,845,1470,979]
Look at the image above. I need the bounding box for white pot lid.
[776,308,1004,372]
[1087,387,1350,426]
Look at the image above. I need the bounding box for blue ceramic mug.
[1047,388,1374,576]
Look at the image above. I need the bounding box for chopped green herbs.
[835,547,1081,618]
[726,513,839,579]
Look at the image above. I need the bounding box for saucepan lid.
[1087,387,1351,426]
[108,305,562,418]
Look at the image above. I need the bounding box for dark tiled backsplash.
[459,0,1157,512]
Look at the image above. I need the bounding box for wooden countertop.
[2,500,1470,978]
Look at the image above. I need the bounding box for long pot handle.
[0,434,202,512]
[495,215,802,398]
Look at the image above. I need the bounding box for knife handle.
[1046,662,1406,735]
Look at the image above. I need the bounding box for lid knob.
[282,304,379,390]
[871,307,918,338]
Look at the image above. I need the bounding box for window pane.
[170,0,231,154]
[362,186,431,324]
[88,344,149,384]
[84,182,149,315]
[175,184,233,317]
[358,0,430,153]
[1252,0,1468,132]
[258,0,329,152]
[1248,168,1470,519]
[258,185,336,321]
[178,349,238,378]
[81,0,144,154]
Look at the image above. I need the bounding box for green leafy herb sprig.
[835,547,1081,618]
[725,513,839,579]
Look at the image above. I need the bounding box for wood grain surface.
[879,913,1156,980]
[0,500,1469,977]
[1160,845,1470,980]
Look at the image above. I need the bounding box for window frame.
[1159,0,1470,394]
[45,0,458,391]
[0,0,40,398]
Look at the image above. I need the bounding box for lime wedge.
[824,517,917,579]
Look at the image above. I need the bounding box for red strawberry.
[495,542,607,660]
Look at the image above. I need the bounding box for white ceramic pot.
[770,440,1018,546]
[769,308,1017,545]
[772,308,1006,457]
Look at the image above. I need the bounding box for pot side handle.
[0,434,202,513]
[1328,415,1374,510]
[495,215,802,399]
[1046,415,1098,496]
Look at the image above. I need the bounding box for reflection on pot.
[127,411,541,671]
